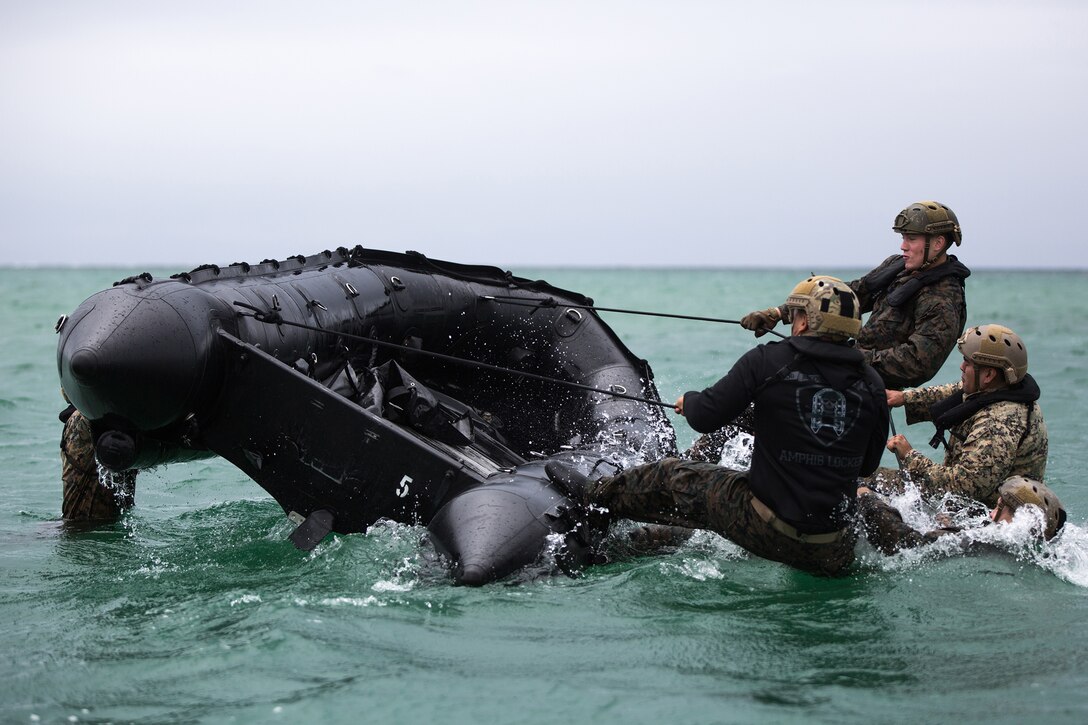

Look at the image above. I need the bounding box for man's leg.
[856,493,954,555]
[701,470,856,576]
[860,467,911,496]
[61,410,135,522]
[588,458,728,529]
[589,458,855,576]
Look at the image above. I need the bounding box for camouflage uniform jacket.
[898,380,1048,507]
[849,254,970,390]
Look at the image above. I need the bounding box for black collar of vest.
[928,374,1040,445]
[885,255,971,308]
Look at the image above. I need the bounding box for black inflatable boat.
[56,247,677,584]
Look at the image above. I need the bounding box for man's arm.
[901,402,1027,504]
[681,347,764,434]
[865,291,963,389]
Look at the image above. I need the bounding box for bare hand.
[886,390,905,408]
[886,434,913,459]
[673,395,685,415]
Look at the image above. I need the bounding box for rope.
[480,295,788,339]
[233,301,677,410]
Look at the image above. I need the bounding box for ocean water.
[2,264,1088,724]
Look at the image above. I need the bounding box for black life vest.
[927,374,1041,449]
[864,255,971,308]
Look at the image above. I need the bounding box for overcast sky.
[2,1,1086,270]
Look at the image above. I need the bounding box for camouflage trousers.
[855,493,947,555]
[859,466,913,496]
[61,409,136,522]
[588,458,856,576]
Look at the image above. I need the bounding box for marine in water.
[575,276,890,576]
[683,200,971,466]
[864,323,1048,509]
[740,200,970,390]
[59,396,135,523]
[857,476,1066,555]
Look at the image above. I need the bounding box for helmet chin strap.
[971,364,1002,394]
[920,235,947,270]
[964,359,984,395]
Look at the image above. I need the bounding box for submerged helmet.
[892,200,962,246]
[785,276,862,341]
[958,324,1028,384]
[997,476,1066,540]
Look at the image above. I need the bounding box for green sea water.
[2,264,1088,724]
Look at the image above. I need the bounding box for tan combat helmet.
[785,276,862,341]
[997,476,1066,540]
[892,200,962,245]
[958,324,1028,384]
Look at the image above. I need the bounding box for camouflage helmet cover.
[785,276,862,341]
[958,324,1028,384]
[892,200,962,246]
[997,476,1066,540]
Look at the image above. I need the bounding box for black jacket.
[683,336,889,532]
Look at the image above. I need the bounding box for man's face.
[900,233,944,272]
[961,356,998,395]
[960,356,982,394]
[900,233,926,271]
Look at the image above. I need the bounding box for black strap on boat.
[479,295,788,339]
[233,301,678,410]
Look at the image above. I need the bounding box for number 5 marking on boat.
[396,475,412,498]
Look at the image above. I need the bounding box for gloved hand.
[739,306,783,337]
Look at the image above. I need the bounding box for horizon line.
[2,262,1086,273]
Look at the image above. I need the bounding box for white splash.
[135,554,179,578]
[867,485,1088,587]
[1033,522,1088,587]
[663,557,726,581]
[319,596,386,607]
[230,593,262,606]
[718,431,754,470]
[372,577,414,593]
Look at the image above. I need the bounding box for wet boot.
[544,461,614,540]
[544,461,590,503]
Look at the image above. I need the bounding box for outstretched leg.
[589,457,856,576]
[856,492,950,555]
